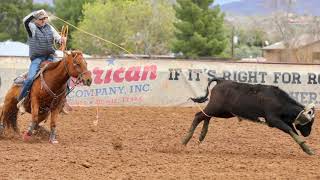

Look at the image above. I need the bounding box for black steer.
[182,77,315,155]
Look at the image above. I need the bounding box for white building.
[0,40,91,58]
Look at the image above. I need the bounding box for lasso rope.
[51,15,138,59]
[50,15,141,129]
[194,102,212,118]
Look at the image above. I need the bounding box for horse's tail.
[2,104,19,132]
[1,87,20,131]
[5,106,18,131]
[0,109,4,133]
[190,77,222,103]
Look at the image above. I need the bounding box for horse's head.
[64,50,92,86]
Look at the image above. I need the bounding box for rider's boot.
[17,97,26,114]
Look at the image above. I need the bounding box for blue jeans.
[18,55,54,101]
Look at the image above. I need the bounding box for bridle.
[63,53,90,83]
[63,52,91,95]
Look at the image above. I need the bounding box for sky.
[213,0,241,5]
[32,0,241,7]
[33,0,241,6]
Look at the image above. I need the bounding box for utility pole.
[231,26,235,59]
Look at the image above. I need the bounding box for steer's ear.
[304,103,316,121]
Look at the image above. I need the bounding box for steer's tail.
[190,77,222,103]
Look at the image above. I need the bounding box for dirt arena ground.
[0,106,319,180]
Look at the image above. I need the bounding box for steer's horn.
[304,103,315,111]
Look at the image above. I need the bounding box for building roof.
[0,40,91,57]
[262,42,286,50]
[0,40,30,56]
[263,34,320,50]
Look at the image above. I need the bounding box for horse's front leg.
[49,109,60,144]
[23,97,39,141]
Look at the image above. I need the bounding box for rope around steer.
[193,102,212,118]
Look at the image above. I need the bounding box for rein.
[40,72,66,99]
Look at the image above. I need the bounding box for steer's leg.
[288,131,315,155]
[182,111,209,145]
[199,117,211,143]
[266,116,314,155]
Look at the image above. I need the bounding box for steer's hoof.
[23,132,32,141]
[301,143,315,155]
[305,148,315,155]
[49,139,59,144]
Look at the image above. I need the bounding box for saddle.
[13,61,52,86]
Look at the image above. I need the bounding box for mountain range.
[32,0,320,16]
[218,0,320,16]
[33,0,53,5]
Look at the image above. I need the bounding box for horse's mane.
[45,59,63,71]
[45,50,83,71]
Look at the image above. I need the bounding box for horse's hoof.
[23,132,32,141]
[49,139,59,144]
[0,125,4,135]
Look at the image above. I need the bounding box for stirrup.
[17,98,26,114]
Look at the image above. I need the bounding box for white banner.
[1,57,320,107]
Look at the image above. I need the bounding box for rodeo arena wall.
[1,56,320,108]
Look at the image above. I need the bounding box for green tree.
[53,0,96,48]
[237,28,267,47]
[172,0,227,58]
[0,0,33,42]
[234,45,262,59]
[72,0,175,55]
[72,0,130,55]
[127,0,175,55]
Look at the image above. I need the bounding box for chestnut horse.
[0,50,92,143]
